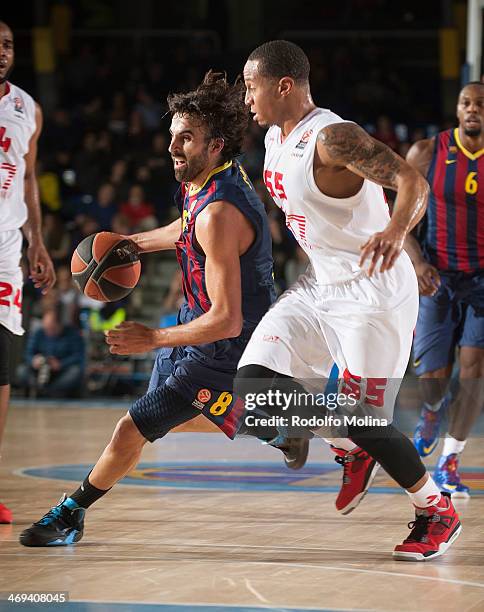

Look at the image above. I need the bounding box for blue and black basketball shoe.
[20,495,85,546]
[433,453,470,498]
[413,393,451,457]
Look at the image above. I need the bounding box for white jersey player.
[236,40,462,562]
[0,21,55,524]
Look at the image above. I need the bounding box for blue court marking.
[1,603,357,612]
[19,461,484,494]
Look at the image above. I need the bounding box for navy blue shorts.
[413,271,484,375]
[129,334,250,442]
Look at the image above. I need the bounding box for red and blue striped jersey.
[174,160,275,328]
[423,128,484,272]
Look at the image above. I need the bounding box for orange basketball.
[71,232,141,302]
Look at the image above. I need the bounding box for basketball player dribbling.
[236,40,461,560]
[0,21,56,524]
[19,73,305,547]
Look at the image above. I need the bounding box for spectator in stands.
[374,114,399,150]
[90,182,118,231]
[109,159,130,201]
[108,92,128,136]
[56,266,81,328]
[133,87,162,131]
[37,160,61,212]
[74,132,104,193]
[111,213,131,236]
[16,306,86,398]
[42,213,71,267]
[120,185,157,231]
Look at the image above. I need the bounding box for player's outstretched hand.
[359,224,406,276]
[105,321,158,355]
[414,261,441,296]
[27,239,56,294]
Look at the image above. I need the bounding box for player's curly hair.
[167,71,249,163]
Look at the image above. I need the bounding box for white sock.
[322,437,357,452]
[424,399,444,413]
[406,475,442,508]
[442,435,467,456]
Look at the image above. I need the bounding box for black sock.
[69,474,111,509]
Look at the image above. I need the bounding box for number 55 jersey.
[262,107,416,286]
[239,107,419,418]
[0,82,36,335]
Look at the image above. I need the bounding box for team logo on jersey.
[197,388,212,403]
[295,129,313,150]
[13,97,24,114]
[192,388,212,410]
[182,209,191,232]
[449,146,457,153]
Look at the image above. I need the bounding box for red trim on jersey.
[186,240,211,312]
[454,151,470,271]
[433,131,450,269]
[175,245,195,310]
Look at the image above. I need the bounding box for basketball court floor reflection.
[1,401,483,612]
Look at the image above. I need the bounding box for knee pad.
[129,383,199,443]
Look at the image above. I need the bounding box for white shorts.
[239,254,418,422]
[0,230,24,336]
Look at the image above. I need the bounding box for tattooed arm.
[316,122,429,275]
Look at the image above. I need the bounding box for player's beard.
[174,149,209,183]
[464,126,481,137]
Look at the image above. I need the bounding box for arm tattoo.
[318,123,401,189]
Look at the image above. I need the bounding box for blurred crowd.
[14,32,450,396]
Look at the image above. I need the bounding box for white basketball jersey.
[0,82,37,231]
[264,108,390,284]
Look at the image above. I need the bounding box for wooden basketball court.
[1,401,483,612]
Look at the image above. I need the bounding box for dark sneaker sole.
[19,529,83,547]
[284,438,309,470]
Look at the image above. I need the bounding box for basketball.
[70,232,141,302]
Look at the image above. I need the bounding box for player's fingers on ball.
[105,333,121,344]
[116,321,132,329]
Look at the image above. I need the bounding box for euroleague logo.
[197,388,212,404]
[295,129,313,150]
[13,97,24,114]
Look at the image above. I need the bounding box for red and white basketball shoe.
[0,502,12,524]
[332,446,379,515]
[393,492,462,561]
